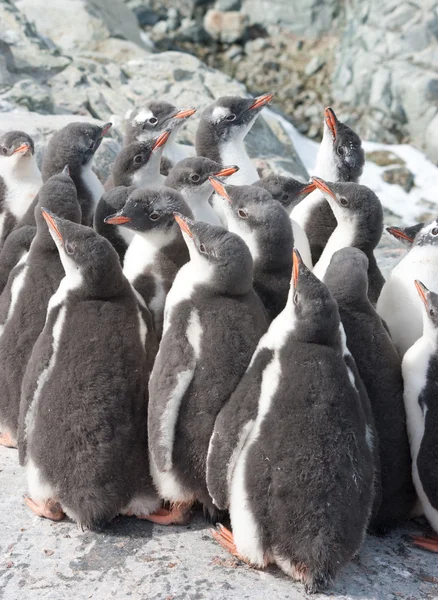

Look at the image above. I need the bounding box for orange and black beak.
[312,176,336,199]
[386,226,414,244]
[414,280,430,311]
[299,181,317,197]
[172,107,197,120]
[152,130,171,151]
[41,207,63,244]
[100,122,112,138]
[292,248,302,289]
[174,213,193,237]
[104,212,131,226]
[213,165,239,179]
[12,143,30,155]
[249,92,274,111]
[324,107,338,140]
[209,175,231,201]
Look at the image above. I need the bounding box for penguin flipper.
[0,225,35,295]
[416,423,438,512]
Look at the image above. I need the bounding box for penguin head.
[289,248,340,345]
[165,156,239,198]
[414,280,438,334]
[411,219,438,249]
[324,247,369,305]
[41,121,111,181]
[124,102,196,145]
[104,186,192,238]
[0,131,36,176]
[110,131,171,187]
[312,177,383,250]
[174,213,254,295]
[41,209,124,296]
[254,175,316,212]
[386,223,423,248]
[322,107,364,182]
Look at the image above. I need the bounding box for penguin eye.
[190,173,200,183]
[339,197,349,207]
[238,208,248,219]
[432,228,438,236]
[65,242,74,255]
[199,243,206,253]
[134,155,143,164]
[89,140,95,150]
[1,147,8,155]
[337,146,345,156]
[150,212,160,221]
[226,114,236,122]
[281,193,289,203]
[293,292,299,305]
[430,308,435,317]
[148,117,158,125]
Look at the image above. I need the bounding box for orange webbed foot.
[210,524,256,566]
[131,502,192,526]
[411,533,438,552]
[24,496,65,521]
[0,431,17,448]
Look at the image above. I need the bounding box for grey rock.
[215,0,241,11]
[366,150,405,167]
[132,5,161,27]
[204,9,249,44]
[382,166,415,193]
[244,37,271,54]
[304,55,325,77]
[1,78,53,113]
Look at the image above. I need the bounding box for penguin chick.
[312,177,384,306]
[291,107,365,264]
[402,280,438,552]
[324,247,416,532]
[377,219,438,356]
[0,131,42,249]
[0,170,80,449]
[195,93,273,185]
[148,214,268,524]
[105,186,193,339]
[207,249,374,593]
[210,177,292,321]
[18,212,159,529]
[164,157,239,224]
[386,223,424,248]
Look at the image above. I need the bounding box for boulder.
[203,9,248,44]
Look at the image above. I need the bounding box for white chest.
[219,142,258,185]
[81,165,104,207]
[313,221,355,280]
[123,235,158,282]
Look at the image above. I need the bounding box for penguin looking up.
[291,107,365,264]
[402,280,438,552]
[0,131,42,249]
[207,249,374,593]
[18,212,159,528]
[386,223,424,249]
[312,177,384,306]
[164,157,239,224]
[195,93,273,185]
[147,214,268,524]
[0,169,80,449]
[105,131,171,191]
[209,176,292,321]
[378,220,438,356]
[324,247,416,532]
[105,187,192,338]
[124,102,196,172]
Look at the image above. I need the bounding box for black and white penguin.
[105,187,193,339]
[148,214,268,524]
[0,171,81,449]
[312,177,384,306]
[164,157,238,224]
[18,212,159,528]
[386,223,424,249]
[209,176,292,321]
[0,131,42,248]
[207,249,374,593]
[324,247,416,531]
[291,107,365,264]
[93,186,136,264]
[377,220,438,356]
[254,175,316,214]
[195,93,273,185]
[105,131,170,191]
[124,102,196,172]
[402,280,438,552]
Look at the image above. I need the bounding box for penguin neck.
[78,162,104,214]
[313,218,357,281]
[183,185,221,225]
[420,314,438,346]
[124,226,179,279]
[0,154,42,217]
[219,139,258,185]
[132,152,165,189]
[163,129,191,164]
[291,188,325,229]
[227,219,261,264]
[314,132,337,181]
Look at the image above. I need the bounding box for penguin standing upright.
[93,186,136,263]
[207,249,374,593]
[0,131,41,248]
[311,177,384,306]
[377,220,438,356]
[18,213,159,528]
[402,280,438,552]
[209,177,292,321]
[324,247,416,531]
[147,215,268,524]
[105,187,193,338]
[0,170,81,448]
[291,107,365,264]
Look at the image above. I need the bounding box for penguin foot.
[0,431,17,448]
[24,496,65,521]
[132,503,191,526]
[210,524,256,567]
[411,533,438,552]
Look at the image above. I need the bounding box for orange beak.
[292,248,302,288]
[41,208,63,244]
[324,107,337,140]
[249,92,274,110]
[312,176,336,199]
[13,143,30,155]
[209,176,231,201]
[415,280,429,310]
[299,182,317,196]
[174,213,193,237]
[213,165,239,178]
[100,122,112,137]
[386,226,414,243]
[173,108,197,119]
[104,214,131,225]
[152,130,171,151]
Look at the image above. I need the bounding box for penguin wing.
[417,414,438,510]
[148,302,197,472]
[0,225,35,295]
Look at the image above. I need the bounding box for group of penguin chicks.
[0,92,437,594]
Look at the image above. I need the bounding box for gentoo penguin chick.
[93,186,136,264]
[0,131,42,248]
[105,187,193,338]
[195,93,273,185]
[164,157,238,224]
[105,131,171,191]
[291,107,365,264]
[124,102,196,172]
[0,170,80,449]
[18,213,159,529]
[207,249,374,593]
[386,223,424,248]
[402,280,438,552]
[148,215,268,524]
[210,177,292,320]
[377,220,438,356]
[324,248,416,532]
[312,177,384,306]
